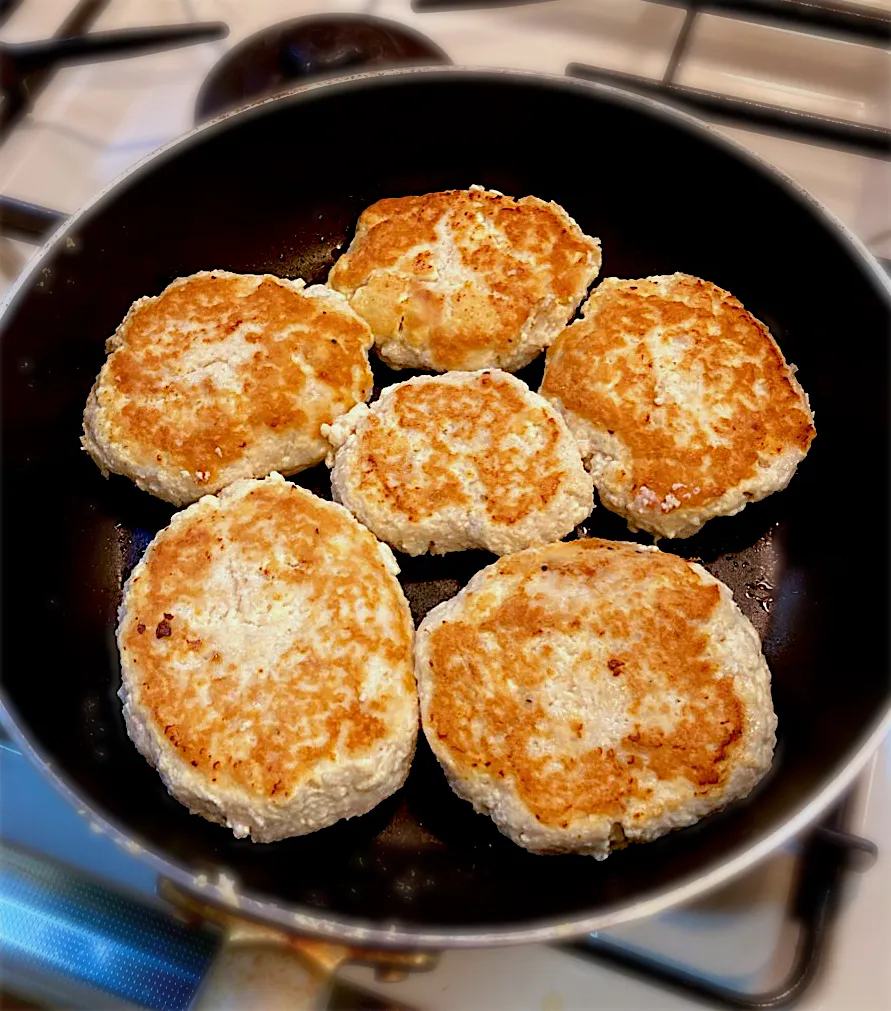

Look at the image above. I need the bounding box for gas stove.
[1,2,889,1010]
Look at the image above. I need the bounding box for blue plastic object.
[0,843,219,1010]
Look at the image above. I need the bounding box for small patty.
[83,271,373,505]
[323,370,594,556]
[416,538,776,857]
[328,187,601,371]
[118,474,417,843]
[540,274,815,538]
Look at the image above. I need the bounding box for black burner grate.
[566,799,878,1009]
[0,0,227,143]
[414,0,891,156]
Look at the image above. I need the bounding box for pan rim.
[1,65,889,948]
[1,695,889,948]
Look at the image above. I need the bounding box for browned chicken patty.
[83,271,374,505]
[324,370,593,555]
[416,537,776,857]
[118,474,417,843]
[328,187,601,371]
[541,274,815,537]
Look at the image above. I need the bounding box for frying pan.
[1,68,890,956]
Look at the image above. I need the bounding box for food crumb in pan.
[216,872,240,907]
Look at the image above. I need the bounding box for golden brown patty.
[82,271,373,505]
[415,538,776,856]
[118,474,417,842]
[540,274,815,538]
[324,370,593,555]
[327,187,601,371]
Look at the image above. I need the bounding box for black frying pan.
[1,68,889,948]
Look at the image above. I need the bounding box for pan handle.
[190,928,347,1011]
[161,880,438,1011]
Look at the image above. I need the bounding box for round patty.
[540,274,816,538]
[416,538,776,857]
[327,187,601,372]
[323,370,594,556]
[83,271,374,505]
[118,473,417,843]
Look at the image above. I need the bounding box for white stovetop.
[0,2,889,1009]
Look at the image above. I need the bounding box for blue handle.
[0,843,219,1010]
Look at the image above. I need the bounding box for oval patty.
[416,537,776,857]
[83,271,373,505]
[118,473,417,843]
[328,187,601,372]
[541,274,815,538]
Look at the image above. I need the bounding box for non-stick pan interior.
[1,72,888,935]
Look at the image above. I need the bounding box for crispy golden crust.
[328,189,601,371]
[416,538,776,854]
[540,275,815,538]
[118,476,415,819]
[325,371,593,555]
[83,272,373,504]
[362,373,565,522]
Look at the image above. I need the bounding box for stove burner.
[195,15,451,122]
